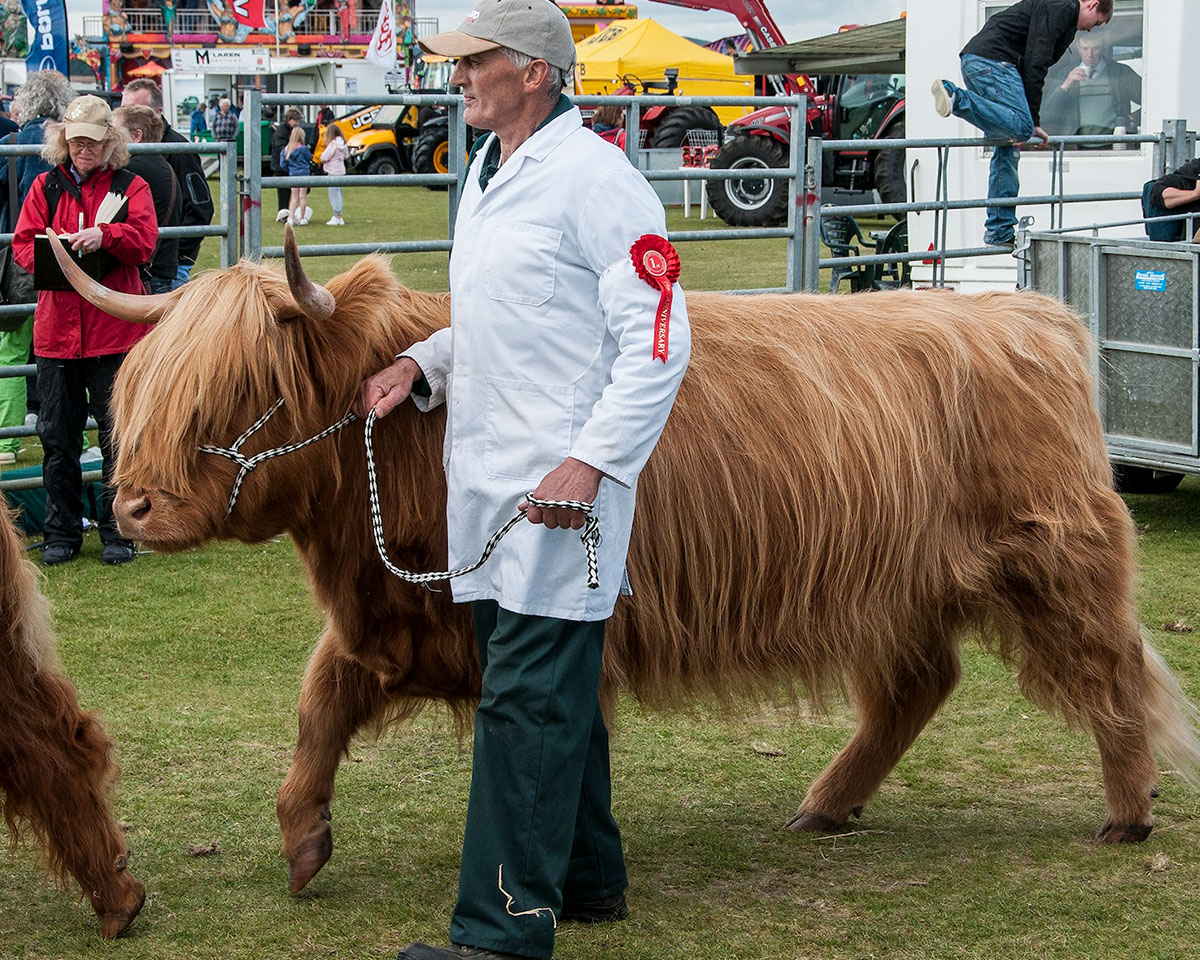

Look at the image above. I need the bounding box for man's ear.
[525,59,551,93]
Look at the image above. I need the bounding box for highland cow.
[47,228,1200,898]
[0,507,144,937]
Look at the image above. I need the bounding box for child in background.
[319,123,348,226]
[282,125,313,226]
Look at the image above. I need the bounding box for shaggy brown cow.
[0,508,145,937]
[48,229,1200,898]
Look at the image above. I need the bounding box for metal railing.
[0,139,239,480]
[85,9,433,37]
[241,91,808,293]
[806,120,1194,290]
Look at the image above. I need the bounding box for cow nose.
[113,494,152,537]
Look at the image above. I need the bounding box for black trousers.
[450,601,627,958]
[35,353,131,550]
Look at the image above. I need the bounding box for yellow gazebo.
[574,18,754,124]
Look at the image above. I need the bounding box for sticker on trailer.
[1134,270,1167,292]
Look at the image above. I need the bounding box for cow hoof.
[287,822,333,893]
[97,881,146,939]
[785,810,845,833]
[1095,820,1153,843]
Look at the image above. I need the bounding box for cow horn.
[44,229,172,324]
[283,224,335,321]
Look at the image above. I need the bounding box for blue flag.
[21,0,70,76]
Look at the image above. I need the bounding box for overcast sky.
[65,0,905,48]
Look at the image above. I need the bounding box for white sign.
[172,47,271,74]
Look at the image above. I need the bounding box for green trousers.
[0,317,32,454]
[450,601,627,959]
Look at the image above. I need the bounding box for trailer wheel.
[648,106,722,149]
[873,120,907,207]
[706,136,789,228]
[1112,465,1185,494]
[413,128,450,191]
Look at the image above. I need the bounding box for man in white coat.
[355,2,690,958]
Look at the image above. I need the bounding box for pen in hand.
[77,213,84,259]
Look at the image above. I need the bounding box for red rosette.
[630,234,681,362]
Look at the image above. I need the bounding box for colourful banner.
[228,0,267,30]
[21,0,70,74]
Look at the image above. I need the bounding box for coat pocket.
[483,222,563,307]
[484,376,574,481]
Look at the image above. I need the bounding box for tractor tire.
[363,154,400,177]
[1112,465,1185,494]
[872,120,907,207]
[706,136,789,228]
[648,106,722,149]
[413,127,451,191]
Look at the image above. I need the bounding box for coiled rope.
[200,398,600,589]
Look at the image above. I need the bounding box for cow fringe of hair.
[0,509,129,892]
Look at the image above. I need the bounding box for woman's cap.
[63,95,112,141]
[418,0,576,73]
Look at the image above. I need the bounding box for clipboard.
[34,235,120,292]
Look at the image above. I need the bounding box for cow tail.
[1140,629,1200,788]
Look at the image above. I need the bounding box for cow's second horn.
[283,224,335,321]
[44,230,172,324]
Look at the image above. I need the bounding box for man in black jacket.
[931,0,1112,246]
[113,105,183,294]
[122,78,214,285]
[1150,158,1200,239]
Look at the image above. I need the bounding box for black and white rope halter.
[200,399,601,590]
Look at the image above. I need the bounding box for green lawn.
[206,182,820,291]
[3,187,1198,959]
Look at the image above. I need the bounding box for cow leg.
[788,635,961,832]
[997,570,1158,842]
[277,636,388,893]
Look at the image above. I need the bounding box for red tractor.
[650,0,908,227]
[592,68,726,150]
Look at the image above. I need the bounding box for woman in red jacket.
[13,95,158,566]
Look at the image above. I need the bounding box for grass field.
[221,182,805,290]
[3,185,1200,960]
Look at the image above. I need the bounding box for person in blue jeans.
[932,0,1112,246]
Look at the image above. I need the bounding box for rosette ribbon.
[630,234,681,362]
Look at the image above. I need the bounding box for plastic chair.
[820,214,875,292]
[867,220,911,289]
[681,130,719,219]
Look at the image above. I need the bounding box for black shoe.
[398,945,526,960]
[560,892,629,924]
[101,542,136,565]
[40,543,80,566]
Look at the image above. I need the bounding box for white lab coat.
[403,105,690,620]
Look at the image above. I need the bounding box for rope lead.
[200,399,601,590]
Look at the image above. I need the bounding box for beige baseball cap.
[419,0,576,73]
[63,95,112,141]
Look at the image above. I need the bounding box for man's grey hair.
[501,48,570,102]
[219,97,232,109]
[123,78,165,111]
[12,70,75,125]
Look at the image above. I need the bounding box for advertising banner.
[366,0,397,68]
[20,0,69,75]
[173,47,271,74]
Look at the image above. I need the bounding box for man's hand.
[1061,66,1088,90]
[355,356,422,419]
[1033,125,1051,147]
[523,458,603,530]
[67,226,104,255]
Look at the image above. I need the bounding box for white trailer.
[905,0,1200,289]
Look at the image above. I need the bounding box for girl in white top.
[319,124,349,226]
